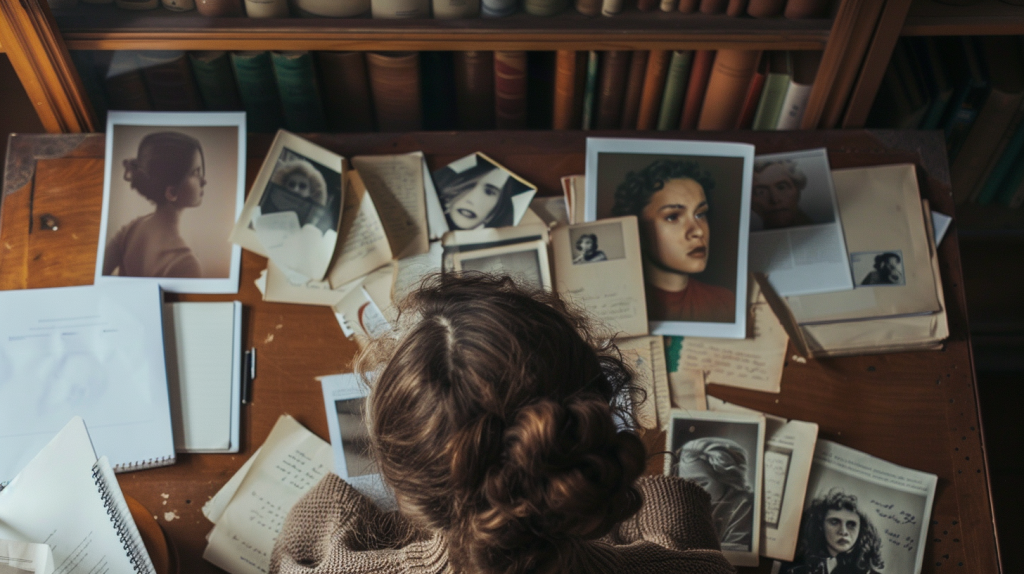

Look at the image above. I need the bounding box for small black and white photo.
[96,111,245,294]
[751,149,838,232]
[851,250,906,286]
[432,152,537,231]
[453,240,551,290]
[585,137,753,339]
[570,221,626,265]
[666,410,764,564]
[258,148,342,235]
[335,397,374,478]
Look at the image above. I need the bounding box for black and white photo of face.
[445,167,511,230]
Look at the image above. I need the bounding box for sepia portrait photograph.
[585,138,753,339]
[96,111,245,294]
[851,250,906,286]
[432,152,537,231]
[452,239,551,290]
[569,221,626,265]
[666,409,765,566]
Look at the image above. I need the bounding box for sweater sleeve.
[612,475,724,552]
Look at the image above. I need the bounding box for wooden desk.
[0,130,1001,574]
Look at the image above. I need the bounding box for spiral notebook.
[0,283,176,484]
[0,417,156,574]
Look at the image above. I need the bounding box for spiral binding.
[113,455,176,472]
[92,466,154,574]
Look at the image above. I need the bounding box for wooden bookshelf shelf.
[54,4,832,51]
[903,0,1024,36]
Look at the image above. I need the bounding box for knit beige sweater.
[270,474,736,574]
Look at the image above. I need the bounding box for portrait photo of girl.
[432,152,536,231]
[778,489,885,574]
[585,138,754,339]
[96,112,245,294]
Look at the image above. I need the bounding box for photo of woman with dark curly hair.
[780,489,885,574]
[611,159,735,323]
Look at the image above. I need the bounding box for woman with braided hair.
[270,273,735,574]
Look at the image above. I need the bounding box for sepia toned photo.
[585,138,753,339]
[431,152,537,231]
[569,221,626,265]
[666,409,765,566]
[851,250,906,286]
[96,111,245,294]
[452,240,551,290]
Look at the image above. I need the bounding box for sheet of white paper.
[203,415,332,574]
[0,539,54,574]
[255,269,268,296]
[931,211,952,246]
[0,283,174,483]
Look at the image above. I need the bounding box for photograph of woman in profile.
[780,489,884,574]
[433,155,520,230]
[676,437,754,552]
[103,131,206,278]
[611,159,735,323]
[270,273,735,574]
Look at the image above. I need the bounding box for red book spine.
[494,51,528,129]
[679,49,714,130]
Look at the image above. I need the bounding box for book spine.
[140,52,204,111]
[317,52,376,132]
[675,0,696,12]
[524,0,566,14]
[620,51,648,129]
[783,0,828,18]
[434,0,480,17]
[594,50,630,129]
[245,0,288,16]
[637,50,670,130]
[372,0,430,17]
[735,66,765,128]
[679,49,714,130]
[294,0,369,15]
[601,0,623,15]
[553,50,579,130]
[481,0,516,16]
[366,52,423,131]
[580,51,599,130]
[656,50,692,130]
[725,0,746,15]
[161,0,195,10]
[189,51,243,111]
[195,0,244,15]
[272,52,328,133]
[637,0,657,10]
[774,81,812,129]
[699,0,726,13]
[697,49,760,130]
[975,124,1024,205]
[745,0,783,16]
[575,0,601,16]
[494,51,528,129]
[454,51,495,129]
[231,51,284,133]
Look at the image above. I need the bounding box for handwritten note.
[351,154,429,260]
[763,448,791,527]
[203,415,333,574]
[328,170,392,287]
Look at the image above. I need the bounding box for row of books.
[73,49,823,134]
[57,0,831,19]
[866,35,1024,208]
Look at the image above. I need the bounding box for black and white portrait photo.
[432,152,537,231]
[666,410,764,565]
[259,148,342,235]
[335,397,374,478]
[851,251,906,286]
[585,138,753,339]
[96,111,245,294]
[570,221,626,265]
[751,150,838,232]
[453,240,551,290]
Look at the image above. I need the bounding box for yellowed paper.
[648,336,671,431]
[614,336,658,430]
[550,216,648,338]
[561,174,585,225]
[203,415,332,574]
[351,153,429,260]
[663,336,707,410]
[264,260,361,307]
[327,170,394,288]
[333,264,397,344]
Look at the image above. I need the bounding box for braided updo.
[358,273,647,574]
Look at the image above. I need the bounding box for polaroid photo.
[585,137,754,339]
[775,440,937,574]
[551,217,648,338]
[230,130,345,283]
[96,111,245,294]
[431,152,537,231]
[452,239,551,290]
[666,409,765,566]
[850,250,906,286]
[749,149,855,297]
[319,373,397,511]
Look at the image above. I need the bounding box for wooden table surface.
[0,130,1001,574]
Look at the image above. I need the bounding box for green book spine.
[230,51,283,134]
[751,71,790,130]
[189,51,242,111]
[581,51,599,130]
[656,50,692,131]
[271,51,328,133]
[976,123,1024,205]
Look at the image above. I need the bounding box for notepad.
[0,283,175,485]
[163,301,242,453]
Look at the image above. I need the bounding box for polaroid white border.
[665,408,765,567]
[96,111,246,294]
[452,238,552,290]
[585,137,753,339]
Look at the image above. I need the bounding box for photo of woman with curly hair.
[780,489,885,574]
